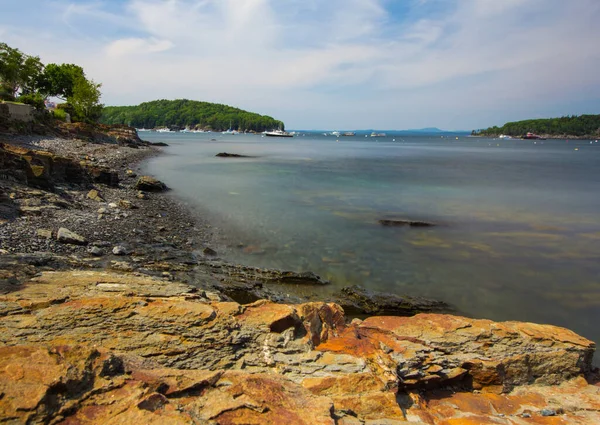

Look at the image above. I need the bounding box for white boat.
[370,132,386,137]
[264,129,294,138]
[156,128,171,133]
[136,128,150,132]
[331,131,341,137]
[222,121,238,135]
[498,134,512,139]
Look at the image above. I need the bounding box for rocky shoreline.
[1,125,600,424]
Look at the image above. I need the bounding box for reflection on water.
[142,132,600,363]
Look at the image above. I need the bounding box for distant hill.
[474,114,600,138]
[100,99,284,132]
[406,127,444,133]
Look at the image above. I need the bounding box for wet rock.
[335,285,453,317]
[150,141,169,146]
[57,227,87,245]
[379,219,436,227]
[135,176,168,192]
[86,189,104,202]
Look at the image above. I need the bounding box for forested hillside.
[473,114,600,138]
[100,99,284,132]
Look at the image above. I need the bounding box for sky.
[1,0,599,130]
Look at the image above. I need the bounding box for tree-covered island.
[473,114,600,139]
[100,99,285,132]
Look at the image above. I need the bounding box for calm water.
[142,131,600,359]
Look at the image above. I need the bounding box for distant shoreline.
[473,134,599,140]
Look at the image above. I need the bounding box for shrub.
[16,93,45,110]
[52,108,68,121]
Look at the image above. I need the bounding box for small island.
[473,114,600,139]
[100,99,285,133]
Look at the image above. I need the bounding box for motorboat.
[264,129,294,138]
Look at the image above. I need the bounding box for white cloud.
[106,38,173,57]
[1,0,599,129]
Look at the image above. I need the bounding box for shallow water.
[142,131,600,360]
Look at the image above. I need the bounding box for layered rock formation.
[0,143,119,189]
[1,270,598,424]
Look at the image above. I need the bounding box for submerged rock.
[335,285,453,316]
[216,152,253,158]
[379,219,436,227]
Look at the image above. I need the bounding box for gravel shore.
[0,131,454,315]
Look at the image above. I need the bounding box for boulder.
[56,227,87,245]
[112,245,130,256]
[88,246,104,256]
[135,176,168,192]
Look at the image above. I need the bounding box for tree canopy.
[0,42,103,123]
[38,63,85,100]
[473,115,600,138]
[100,99,285,132]
[0,42,43,98]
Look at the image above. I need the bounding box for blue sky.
[1,0,599,130]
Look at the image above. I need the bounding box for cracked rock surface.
[0,270,598,425]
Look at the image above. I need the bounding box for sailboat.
[222,121,238,135]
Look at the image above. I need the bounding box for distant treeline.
[473,114,600,137]
[100,99,284,132]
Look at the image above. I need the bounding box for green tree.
[0,43,43,99]
[68,76,103,123]
[38,63,85,100]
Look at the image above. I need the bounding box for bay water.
[142,131,600,358]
